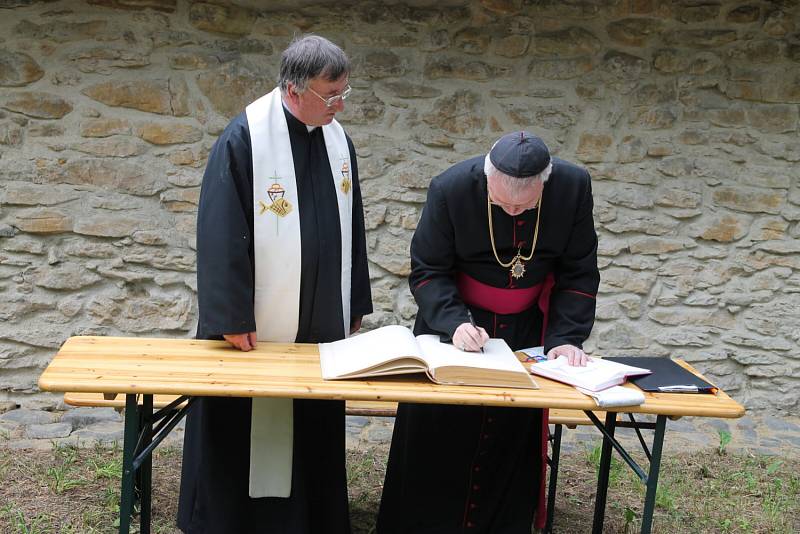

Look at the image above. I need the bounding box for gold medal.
[510,255,526,279]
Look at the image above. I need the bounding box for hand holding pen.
[453,309,489,353]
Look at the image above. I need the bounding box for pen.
[466,309,484,354]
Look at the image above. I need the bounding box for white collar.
[281,99,318,132]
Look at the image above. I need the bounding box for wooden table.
[39,336,745,534]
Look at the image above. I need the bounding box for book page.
[414,335,524,374]
[319,325,424,379]
[530,356,650,391]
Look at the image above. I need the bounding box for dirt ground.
[1,442,798,533]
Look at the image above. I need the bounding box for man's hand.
[350,315,363,335]
[547,344,589,366]
[453,322,489,353]
[223,331,257,351]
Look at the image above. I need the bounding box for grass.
[0,441,798,533]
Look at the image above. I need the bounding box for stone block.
[362,51,405,79]
[87,290,193,333]
[70,137,148,158]
[80,118,131,138]
[576,133,612,163]
[599,268,656,295]
[0,182,81,206]
[763,10,795,37]
[14,19,115,44]
[188,2,254,36]
[82,78,189,116]
[0,408,57,425]
[197,62,271,119]
[653,49,689,73]
[161,187,200,212]
[60,407,122,429]
[598,322,651,350]
[13,209,73,234]
[604,212,679,236]
[531,27,600,58]
[726,5,760,23]
[337,92,385,125]
[629,237,694,255]
[70,420,124,443]
[688,213,752,242]
[607,18,663,46]
[713,186,785,214]
[424,90,484,137]
[603,51,650,79]
[69,47,150,74]
[664,29,737,48]
[30,262,102,290]
[87,0,176,12]
[677,4,720,23]
[528,57,594,80]
[480,0,522,14]
[0,50,44,87]
[424,56,491,81]
[494,34,529,57]
[1,91,72,119]
[453,28,490,55]
[138,122,202,145]
[25,422,73,439]
[382,81,441,99]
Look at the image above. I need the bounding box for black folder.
[604,357,717,394]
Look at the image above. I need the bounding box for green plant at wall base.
[655,482,675,511]
[765,459,782,475]
[587,442,623,484]
[47,463,85,494]
[717,429,732,455]
[91,456,122,480]
[623,506,637,533]
[7,507,50,534]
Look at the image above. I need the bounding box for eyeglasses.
[306,84,352,108]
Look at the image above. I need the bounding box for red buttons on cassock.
[470,503,477,509]
[467,521,475,528]
[517,220,525,226]
[482,433,489,439]
[473,484,480,491]
[487,417,494,423]
[474,466,480,472]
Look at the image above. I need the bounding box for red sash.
[456,272,555,346]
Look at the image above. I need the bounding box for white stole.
[245,87,353,498]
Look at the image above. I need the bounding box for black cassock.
[377,156,599,534]
[178,108,372,534]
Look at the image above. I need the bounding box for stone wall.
[0,0,798,414]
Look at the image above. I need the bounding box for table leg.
[544,424,563,534]
[640,415,667,534]
[140,394,153,534]
[591,411,617,534]
[119,394,140,534]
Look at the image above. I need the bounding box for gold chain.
[487,193,542,268]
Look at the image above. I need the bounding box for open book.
[528,355,651,392]
[319,325,538,389]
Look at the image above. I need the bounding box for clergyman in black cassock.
[178,36,371,534]
[377,132,599,533]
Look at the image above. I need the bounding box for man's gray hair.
[278,35,350,94]
[484,154,552,196]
